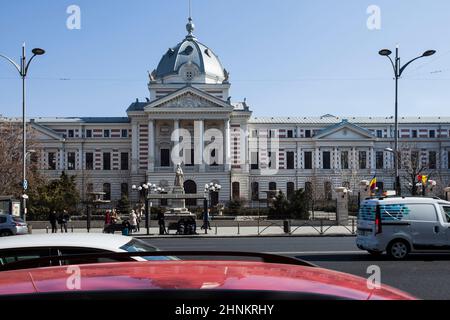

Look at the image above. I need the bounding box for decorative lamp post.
[132,182,165,235]
[379,47,436,197]
[204,183,221,234]
[1,44,45,221]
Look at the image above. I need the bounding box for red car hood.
[0,261,415,300]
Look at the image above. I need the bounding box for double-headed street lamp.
[132,182,165,235]
[378,46,436,197]
[204,182,221,234]
[1,44,45,221]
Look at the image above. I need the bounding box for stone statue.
[174,164,184,187]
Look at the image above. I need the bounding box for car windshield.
[119,239,172,261]
[441,206,450,223]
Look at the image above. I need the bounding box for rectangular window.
[305,130,311,138]
[376,151,384,169]
[429,130,435,138]
[412,130,417,138]
[68,130,74,138]
[121,152,129,170]
[160,149,170,167]
[322,151,331,169]
[359,151,367,169]
[286,151,295,169]
[251,152,259,170]
[429,151,437,169]
[103,129,110,138]
[376,130,383,138]
[341,151,349,169]
[103,152,111,170]
[67,152,76,170]
[86,153,93,170]
[121,129,128,138]
[287,130,293,138]
[304,151,312,169]
[48,152,56,170]
[85,129,92,138]
[251,130,258,138]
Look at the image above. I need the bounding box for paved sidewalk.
[31,225,357,237]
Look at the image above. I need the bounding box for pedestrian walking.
[49,211,58,233]
[58,210,69,233]
[129,210,138,234]
[201,208,211,230]
[157,211,166,235]
[136,209,142,232]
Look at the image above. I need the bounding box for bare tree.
[0,121,44,196]
[399,144,434,196]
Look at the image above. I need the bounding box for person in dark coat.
[58,210,69,233]
[157,211,166,235]
[49,211,58,233]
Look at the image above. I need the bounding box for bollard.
[215,224,218,235]
[320,219,324,235]
[352,218,355,234]
[71,226,74,233]
[46,226,49,234]
[237,222,240,235]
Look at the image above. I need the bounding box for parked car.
[0,214,28,237]
[0,251,415,300]
[0,233,174,269]
[357,196,450,259]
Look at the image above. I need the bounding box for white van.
[356,197,450,259]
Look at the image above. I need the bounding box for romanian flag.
[369,176,377,191]
[417,175,428,185]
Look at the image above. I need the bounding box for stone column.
[78,147,83,170]
[314,147,320,169]
[131,121,138,173]
[224,119,231,171]
[297,145,302,169]
[240,123,249,172]
[195,120,205,172]
[59,148,65,170]
[173,119,180,170]
[148,120,155,172]
[370,147,375,173]
[351,147,356,170]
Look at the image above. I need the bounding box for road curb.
[135,234,357,239]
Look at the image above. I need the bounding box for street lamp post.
[1,44,45,221]
[132,183,165,235]
[204,183,221,234]
[379,46,436,197]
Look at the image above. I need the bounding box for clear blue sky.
[1,0,450,118]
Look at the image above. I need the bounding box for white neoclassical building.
[3,17,450,207]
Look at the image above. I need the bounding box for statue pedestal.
[170,186,186,209]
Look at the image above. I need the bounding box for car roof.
[0,234,132,252]
[0,261,416,300]
[362,197,450,205]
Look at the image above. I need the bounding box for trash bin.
[283,220,291,234]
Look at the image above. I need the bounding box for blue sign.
[23,180,28,190]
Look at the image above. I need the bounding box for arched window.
[251,182,259,200]
[232,182,240,200]
[287,182,295,199]
[103,183,111,201]
[184,180,197,206]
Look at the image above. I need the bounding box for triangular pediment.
[145,86,233,111]
[31,122,65,141]
[314,120,375,140]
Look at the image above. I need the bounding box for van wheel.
[0,230,12,237]
[367,250,382,256]
[387,239,410,260]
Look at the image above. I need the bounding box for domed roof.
[154,18,227,84]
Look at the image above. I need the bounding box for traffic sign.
[23,180,28,190]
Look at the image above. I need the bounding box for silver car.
[0,214,28,237]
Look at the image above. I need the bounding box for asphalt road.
[140,237,450,300]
